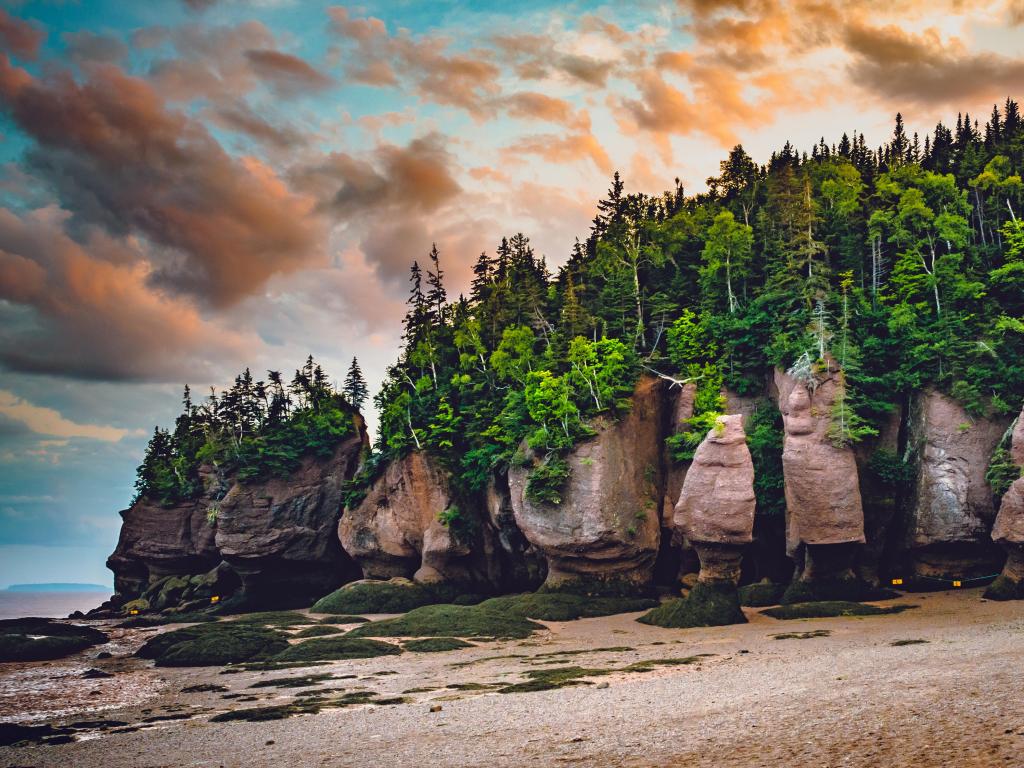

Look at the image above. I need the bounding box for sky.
[0,0,1022,588]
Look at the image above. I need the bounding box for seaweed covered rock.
[136,622,288,666]
[507,376,667,590]
[905,390,1011,579]
[272,636,401,662]
[657,414,755,627]
[637,582,746,628]
[347,603,544,640]
[0,619,108,662]
[215,417,367,608]
[311,578,436,614]
[986,407,1024,600]
[339,452,499,589]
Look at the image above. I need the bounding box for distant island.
[4,583,112,592]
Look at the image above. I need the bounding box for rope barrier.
[890,573,1000,588]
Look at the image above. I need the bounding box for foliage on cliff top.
[134,355,363,506]
[361,104,1024,505]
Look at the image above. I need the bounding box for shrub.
[525,455,571,504]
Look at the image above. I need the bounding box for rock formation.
[985,407,1024,600]
[905,390,1010,578]
[339,451,502,589]
[215,422,367,607]
[775,363,865,596]
[674,414,756,585]
[106,414,369,613]
[507,376,666,591]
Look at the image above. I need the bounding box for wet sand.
[1,589,1022,767]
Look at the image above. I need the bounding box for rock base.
[984,547,1024,601]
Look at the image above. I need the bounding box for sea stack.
[675,414,756,586]
[776,362,866,602]
[641,413,754,628]
[985,407,1024,600]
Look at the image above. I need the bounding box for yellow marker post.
[129,609,139,615]
[891,578,904,586]
[952,580,962,588]
[210,595,220,604]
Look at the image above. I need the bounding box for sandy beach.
[1,588,1022,767]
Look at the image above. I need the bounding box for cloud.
[62,31,130,65]
[0,206,257,381]
[501,91,588,129]
[244,48,333,97]
[492,33,617,86]
[295,133,462,217]
[0,55,324,307]
[206,99,303,149]
[843,22,1024,106]
[505,132,612,174]
[0,9,43,61]
[0,390,132,442]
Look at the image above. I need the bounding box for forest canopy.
[135,102,1024,516]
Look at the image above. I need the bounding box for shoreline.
[2,588,1022,767]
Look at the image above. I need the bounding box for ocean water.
[0,591,109,620]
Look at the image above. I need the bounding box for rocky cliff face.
[215,425,366,607]
[904,390,1010,578]
[107,414,368,612]
[987,407,1024,598]
[507,376,667,590]
[776,364,865,583]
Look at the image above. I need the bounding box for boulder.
[507,376,667,591]
[986,407,1024,599]
[905,390,1010,578]
[216,417,367,607]
[338,451,498,589]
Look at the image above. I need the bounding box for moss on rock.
[781,578,899,605]
[762,601,917,620]
[272,636,402,662]
[738,581,786,607]
[137,623,288,666]
[478,592,656,621]
[348,603,543,640]
[311,580,435,614]
[0,619,108,662]
[294,625,345,638]
[982,575,1024,601]
[225,611,315,627]
[637,581,746,628]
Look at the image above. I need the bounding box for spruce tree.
[344,357,369,411]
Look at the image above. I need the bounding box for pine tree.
[426,243,447,326]
[344,357,369,411]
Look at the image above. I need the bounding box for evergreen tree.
[344,357,369,411]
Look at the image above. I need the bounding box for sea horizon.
[0,590,110,621]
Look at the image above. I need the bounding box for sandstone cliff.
[904,390,1010,578]
[507,376,667,590]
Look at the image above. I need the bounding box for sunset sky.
[0,0,1022,586]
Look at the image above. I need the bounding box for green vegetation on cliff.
[359,103,1024,513]
[134,355,364,505]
